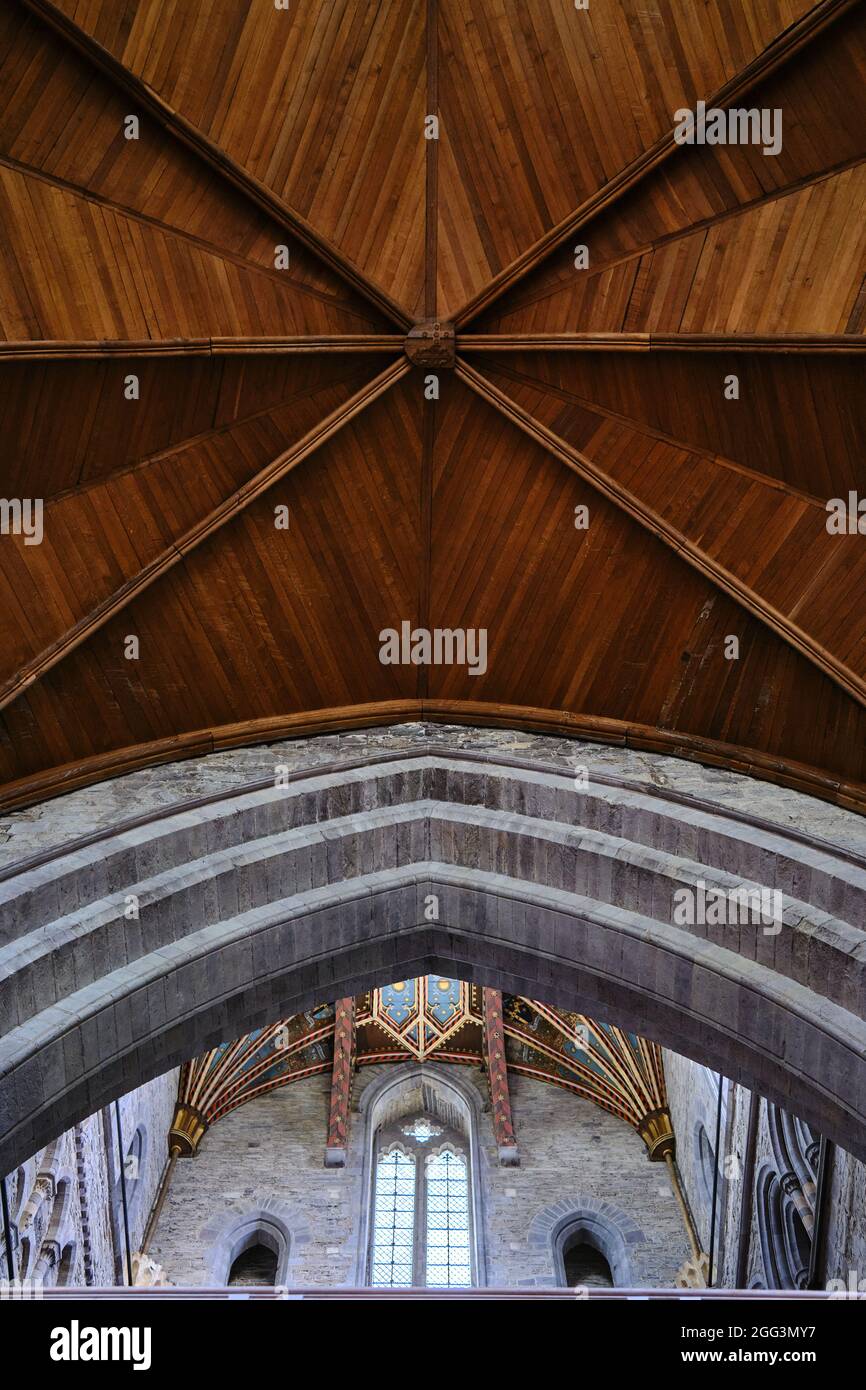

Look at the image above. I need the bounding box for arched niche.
[354,1064,488,1286]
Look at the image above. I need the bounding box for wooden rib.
[17,0,413,331]
[452,0,860,327]
[0,356,410,711]
[456,357,866,710]
[0,698,863,817]
[459,334,866,354]
[0,336,404,361]
[425,0,439,319]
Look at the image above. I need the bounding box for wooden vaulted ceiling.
[0,0,864,812]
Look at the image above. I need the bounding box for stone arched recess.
[1,725,865,1174]
[354,1062,489,1285]
[201,1200,303,1287]
[532,1198,646,1287]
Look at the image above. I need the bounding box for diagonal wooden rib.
[452,0,860,328]
[456,357,866,711]
[0,336,405,361]
[0,356,411,712]
[16,0,413,331]
[459,334,866,355]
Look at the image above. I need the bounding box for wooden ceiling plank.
[456,356,866,711]
[452,0,860,327]
[0,152,388,327]
[0,355,410,711]
[16,0,414,330]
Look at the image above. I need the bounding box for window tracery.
[369,1115,473,1288]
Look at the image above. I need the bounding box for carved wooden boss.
[404,319,456,368]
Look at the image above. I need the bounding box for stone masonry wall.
[4,1068,176,1288]
[150,1063,690,1288]
[665,1048,866,1289]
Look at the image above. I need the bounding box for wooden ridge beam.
[16,0,413,331]
[0,337,404,361]
[458,334,866,354]
[452,0,860,327]
[0,357,411,712]
[456,357,866,711]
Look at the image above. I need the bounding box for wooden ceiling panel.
[0,374,422,786]
[473,3,866,331]
[0,352,380,498]
[470,352,866,500]
[471,359,866,699]
[45,0,427,314]
[0,0,863,813]
[427,378,866,784]
[0,5,388,324]
[480,164,866,335]
[0,165,381,340]
[0,355,381,699]
[436,0,816,316]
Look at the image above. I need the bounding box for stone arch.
[1,732,865,1173]
[201,1200,300,1287]
[354,1063,488,1286]
[530,1198,647,1287]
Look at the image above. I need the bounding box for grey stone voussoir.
[0,726,865,1173]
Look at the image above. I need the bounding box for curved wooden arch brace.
[1,699,865,816]
[1,745,865,1170]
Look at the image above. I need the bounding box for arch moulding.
[0,725,864,1174]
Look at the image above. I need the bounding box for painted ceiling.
[175,975,668,1150]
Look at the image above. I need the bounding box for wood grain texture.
[474,2,866,332]
[470,357,866,697]
[0,164,381,340]
[0,5,388,329]
[427,377,866,784]
[46,0,427,315]
[0,352,380,497]
[0,355,383,689]
[0,0,863,814]
[436,0,817,317]
[480,166,866,335]
[0,374,423,783]
[461,351,866,499]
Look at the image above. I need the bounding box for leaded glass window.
[425,1149,471,1287]
[368,1116,474,1287]
[370,1148,416,1287]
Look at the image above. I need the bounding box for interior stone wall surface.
[664,1049,866,1290]
[662,1047,729,1253]
[149,1063,690,1288]
[5,722,864,870]
[4,1069,176,1289]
